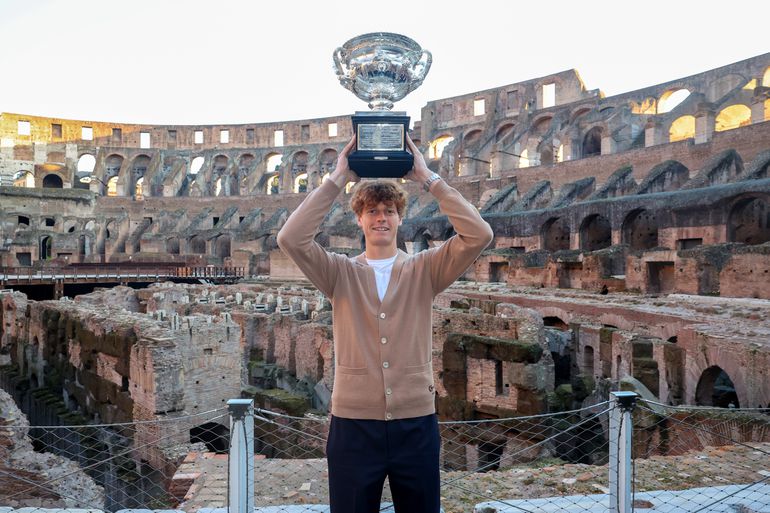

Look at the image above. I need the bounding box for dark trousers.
[326,414,440,513]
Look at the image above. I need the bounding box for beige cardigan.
[277,179,493,420]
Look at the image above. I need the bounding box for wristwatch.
[423,172,441,192]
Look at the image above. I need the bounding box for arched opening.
[669,115,696,142]
[463,129,482,147]
[238,153,255,176]
[78,235,88,256]
[135,177,144,200]
[715,105,752,132]
[40,236,52,260]
[519,148,529,168]
[130,155,150,198]
[570,106,592,122]
[190,422,230,453]
[291,151,308,176]
[495,124,515,143]
[265,153,283,174]
[695,366,739,408]
[622,209,658,250]
[582,127,603,157]
[583,346,595,376]
[214,235,231,259]
[532,116,552,135]
[728,196,770,245]
[14,170,35,187]
[107,176,119,197]
[413,230,431,253]
[42,174,63,188]
[542,217,570,252]
[214,177,223,197]
[265,175,279,195]
[579,214,612,251]
[189,236,206,255]
[166,237,180,255]
[319,149,338,176]
[429,135,454,159]
[77,154,96,173]
[763,67,770,87]
[658,89,691,114]
[294,173,308,193]
[190,156,205,175]
[543,316,569,330]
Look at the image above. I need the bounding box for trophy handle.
[333,47,349,78]
[413,49,433,82]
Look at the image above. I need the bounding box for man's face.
[356,201,402,249]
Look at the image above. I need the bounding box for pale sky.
[0,0,767,126]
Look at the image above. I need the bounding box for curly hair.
[349,180,408,217]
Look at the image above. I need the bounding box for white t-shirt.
[366,255,397,301]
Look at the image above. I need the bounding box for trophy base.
[349,111,413,178]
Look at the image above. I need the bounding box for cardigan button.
[385,413,392,420]
[382,361,389,369]
[381,337,387,344]
[379,312,386,319]
[386,388,392,395]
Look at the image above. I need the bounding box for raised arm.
[276,137,358,298]
[405,135,494,294]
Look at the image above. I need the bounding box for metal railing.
[0,265,245,283]
[2,393,769,512]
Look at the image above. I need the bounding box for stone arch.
[695,366,739,408]
[291,151,309,176]
[727,196,770,245]
[622,209,658,250]
[42,173,63,188]
[658,88,691,114]
[429,135,454,159]
[669,115,695,142]
[260,173,280,195]
[579,214,611,251]
[107,176,119,196]
[189,235,206,255]
[495,123,515,143]
[532,115,552,136]
[413,229,432,254]
[77,154,96,173]
[319,148,338,175]
[582,126,603,157]
[190,422,229,453]
[166,237,180,255]
[541,217,570,252]
[715,104,751,132]
[14,170,35,187]
[190,156,205,175]
[214,235,231,259]
[265,153,283,174]
[130,154,151,198]
[238,153,255,176]
[102,154,124,195]
[40,236,52,260]
[462,129,482,147]
[543,316,569,330]
[570,106,592,122]
[294,173,308,193]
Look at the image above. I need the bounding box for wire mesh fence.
[2,395,770,513]
[0,406,228,512]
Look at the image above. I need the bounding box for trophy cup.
[334,32,432,178]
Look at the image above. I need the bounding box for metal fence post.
[228,398,254,513]
[609,391,637,513]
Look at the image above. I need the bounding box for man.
[277,135,493,513]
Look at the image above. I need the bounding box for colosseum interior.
[1,51,769,510]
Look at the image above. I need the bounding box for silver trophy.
[333,32,432,177]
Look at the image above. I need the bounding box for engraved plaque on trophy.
[334,32,432,178]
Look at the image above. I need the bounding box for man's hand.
[329,136,359,189]
[404,134,432,184]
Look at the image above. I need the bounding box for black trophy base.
[349,111,413,178]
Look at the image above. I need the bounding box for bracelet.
[423,172,441,192]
